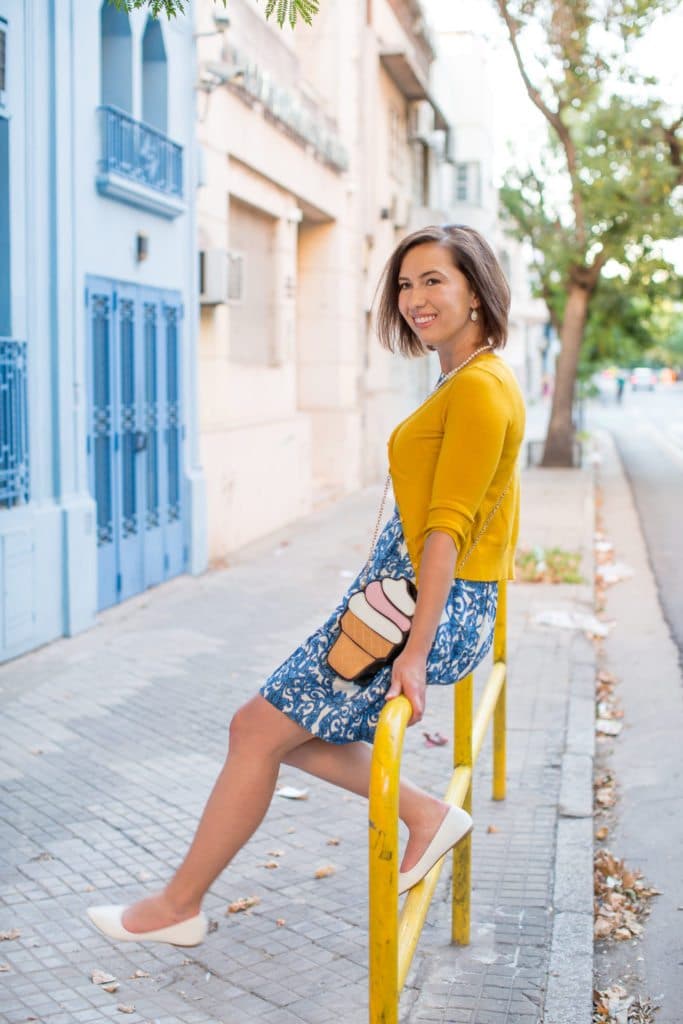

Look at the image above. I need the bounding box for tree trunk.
[541,282,592,467]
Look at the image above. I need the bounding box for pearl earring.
[470,309,479,322]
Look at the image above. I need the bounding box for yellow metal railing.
[368,581,508,1023]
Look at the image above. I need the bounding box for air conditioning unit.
[391,193,410,229]
[199,249,228,306]
[408,100,434,143]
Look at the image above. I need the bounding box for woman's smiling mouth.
[413,314,437,327]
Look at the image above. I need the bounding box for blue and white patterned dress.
[260,507,498,744]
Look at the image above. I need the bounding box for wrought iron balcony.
[0,339,29,508]
[96,105,185,219]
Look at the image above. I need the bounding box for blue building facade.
[0,1,207,663]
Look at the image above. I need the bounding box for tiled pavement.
[0,462,594,1024]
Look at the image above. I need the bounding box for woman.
[87,224,525,946]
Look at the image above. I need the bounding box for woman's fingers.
[386,662,426,726]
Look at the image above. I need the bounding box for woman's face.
[397,242,479,350]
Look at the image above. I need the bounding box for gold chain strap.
[455,474,513,572]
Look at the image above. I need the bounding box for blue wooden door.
[86,278,185,611]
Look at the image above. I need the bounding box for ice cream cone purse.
[327,567,418,683]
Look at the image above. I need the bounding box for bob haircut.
[375,224,511,356]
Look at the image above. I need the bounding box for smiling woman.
[85,222,525,949]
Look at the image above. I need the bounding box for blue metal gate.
[86,277,185,611]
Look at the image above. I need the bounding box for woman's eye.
[398,282,410,290]
[426,277,440,285]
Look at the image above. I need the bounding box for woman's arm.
[385,530,456,726]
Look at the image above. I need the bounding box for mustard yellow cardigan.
[388,353,526,583]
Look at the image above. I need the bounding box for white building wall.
[427,13,547,399]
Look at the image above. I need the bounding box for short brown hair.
[375,224,510,356]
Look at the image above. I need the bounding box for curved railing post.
[493,580,507,801]
[368,583,509,1021]
[369,695,412,1024]
[451,672,473,944]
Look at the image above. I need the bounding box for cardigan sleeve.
[424,370,509,557]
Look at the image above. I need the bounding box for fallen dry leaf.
[130,969,150,979]
[423,731,448,747]
[102,982,120,993]
[314,865,336,879]
[0,963,11,972]
[117,1005,135,1014]
[0,930,20,942]
[263,861,279,870]
[486,824,500,834]
[326,838,341,846]
[227,896,261,914]
[83,885,95,893]
[268,850,284,857]
[276,918,286,927]
[595,827,609,841]
[596,786,616,808]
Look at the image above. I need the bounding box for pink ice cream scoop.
[364,580,412,632]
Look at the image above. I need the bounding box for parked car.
[630,367,657,391]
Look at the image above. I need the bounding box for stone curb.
[545,462,596,1024]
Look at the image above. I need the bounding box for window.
[142,18,167,132]
[100,1,132,114]
[454,161,481,205]
[228,198,276,366]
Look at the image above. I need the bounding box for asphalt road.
[591,381,683,665]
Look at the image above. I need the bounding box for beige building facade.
[196,0,452,561]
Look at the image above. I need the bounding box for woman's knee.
[228,695,307,757]
[228,697,263,751]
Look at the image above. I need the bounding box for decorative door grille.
[0,339,29,509]
[86,279,185,610]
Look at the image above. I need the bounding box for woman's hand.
[385,647,428,726]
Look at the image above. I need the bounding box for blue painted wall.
[0,0,206,664]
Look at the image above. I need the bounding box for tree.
[495,0,683,465]
[108,0,318,26]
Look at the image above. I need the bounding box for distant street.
[591,382,683,664]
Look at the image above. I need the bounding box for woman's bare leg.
[121,696,313,932]
[282,739,452,872]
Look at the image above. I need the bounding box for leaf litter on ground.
[227,896,261,914]
[594,849,660,943]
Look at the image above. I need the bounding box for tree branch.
[494,0,587,250]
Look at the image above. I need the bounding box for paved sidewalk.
[0,462,595,1024]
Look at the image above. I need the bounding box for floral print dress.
[260,508,498,744]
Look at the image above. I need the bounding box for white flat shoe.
[398,805,473,896]
[86,905,208,947]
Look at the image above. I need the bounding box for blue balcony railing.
[0,339,29,508]
[97,105,183,204]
